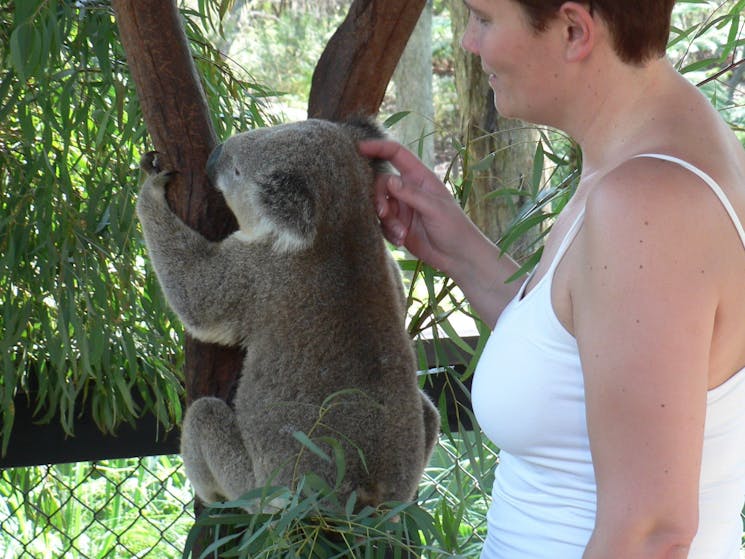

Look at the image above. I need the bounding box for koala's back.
[231,226,426,503]
[234,227,416,396]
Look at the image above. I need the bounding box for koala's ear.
[342,115,390,175]
[257,170,316,243]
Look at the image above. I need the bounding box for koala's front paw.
[139,151,176,199]
[141,150,166,175]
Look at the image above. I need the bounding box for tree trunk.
[112,2,245,556]
[450,2,539,251]
[391,0,435,168]
[112,0,244,408]
[308,0,426,120]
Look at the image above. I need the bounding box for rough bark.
[308,0,426,120]
[112,0,244,410]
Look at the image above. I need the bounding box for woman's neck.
[566,57,682,175]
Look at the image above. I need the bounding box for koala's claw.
[140,151,162,176]
[140,151,177,194]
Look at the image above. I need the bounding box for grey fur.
[136,118,440,508]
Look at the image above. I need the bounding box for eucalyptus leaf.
[293,431,332,463]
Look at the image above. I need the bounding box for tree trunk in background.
[391,0,435,168]
[308,0,426,120]
[450,2,539,250]
[112,2,245,556]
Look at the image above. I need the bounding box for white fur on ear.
[231,227,311,253]
[256,170,317,244]
[270,228,313,253]
[185,320,242,347]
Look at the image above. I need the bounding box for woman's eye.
[469,10,489,26]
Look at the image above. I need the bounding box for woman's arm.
[359,139,520,327]
[574,159,718,558]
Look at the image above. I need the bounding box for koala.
[136,117,440,509]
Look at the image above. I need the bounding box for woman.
[359,1,745,557]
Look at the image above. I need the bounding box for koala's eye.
[234,167,241,176]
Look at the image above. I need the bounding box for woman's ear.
[557,2,596,62]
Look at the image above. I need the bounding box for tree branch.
[308,0,426,120]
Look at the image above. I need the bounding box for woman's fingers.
[374,175,411,246]
[360,140,445,192]
[362,139,455,249]
[359,139,421,174]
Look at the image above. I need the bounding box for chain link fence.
[0,456,194,559]
[0,435,498,559]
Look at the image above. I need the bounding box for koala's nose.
[206,143,223,180]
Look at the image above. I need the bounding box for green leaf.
[344,491,358,516]
[9,22,32,79]
[218,0,237,20]
[292,431,331,463]
[530,140,545,194]
[679,56,721,74]
[383,111,411,128]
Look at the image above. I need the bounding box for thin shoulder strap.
[547,208,586,275]
[634,153,745,250]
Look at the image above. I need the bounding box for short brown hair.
[513,0,675,64]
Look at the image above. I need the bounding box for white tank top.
[472,154,745,558]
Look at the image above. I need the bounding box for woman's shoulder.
[581,153,737,277]
[586,154,718,224]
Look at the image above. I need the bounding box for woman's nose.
[460,22,479,55]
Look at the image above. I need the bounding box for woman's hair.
[513,0,676,64]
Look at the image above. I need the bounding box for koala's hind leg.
[181,397,256,504]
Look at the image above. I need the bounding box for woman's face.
[460,0,567,125]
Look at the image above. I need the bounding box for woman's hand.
[358,139,520,327]
[359,139,475,276]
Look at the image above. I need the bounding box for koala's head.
[206,117,387,252]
